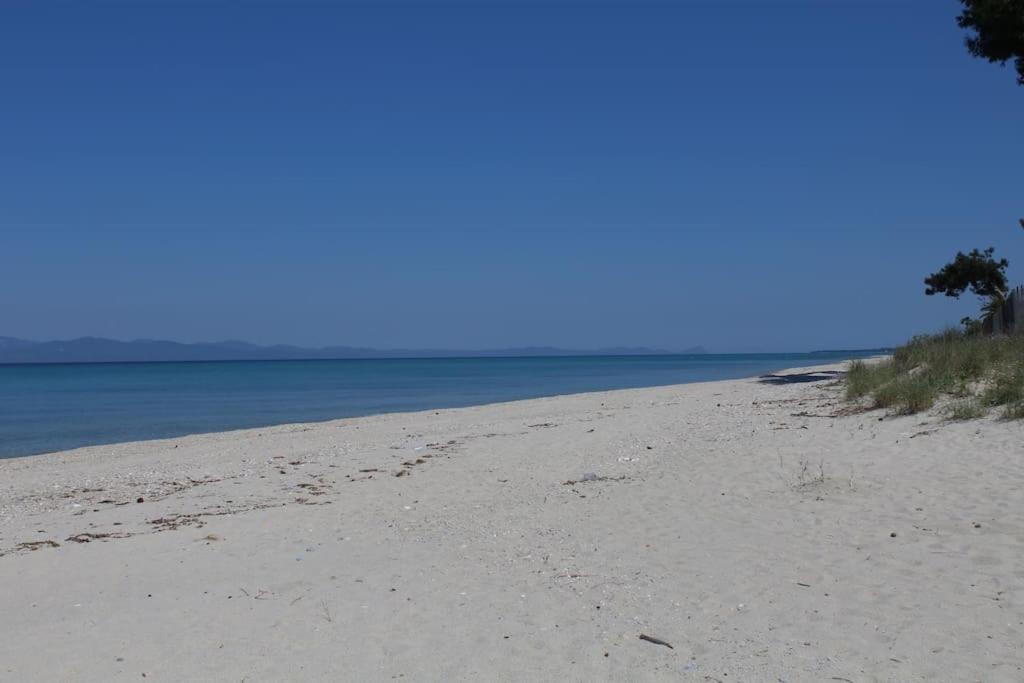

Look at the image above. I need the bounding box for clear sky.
[2,1,1021,352]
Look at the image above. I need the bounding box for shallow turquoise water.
[0,353,868,458]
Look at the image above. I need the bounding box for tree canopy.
[957,0,1024,84]
[924,247,1009,300]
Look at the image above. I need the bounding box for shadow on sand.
[758,370,844,385]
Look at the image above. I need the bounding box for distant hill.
[0,337,685,364]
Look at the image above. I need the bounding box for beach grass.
[948,399,986,421]
[846,329,1024,418]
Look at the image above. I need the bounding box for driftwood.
[638,633,673,649]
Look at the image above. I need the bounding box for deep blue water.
[0,353,870,458]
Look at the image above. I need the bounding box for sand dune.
[2,362,1022,681]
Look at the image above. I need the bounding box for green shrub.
[845,359,894,399]
[872,374,937,414]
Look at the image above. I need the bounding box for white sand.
[2,362,1023,682]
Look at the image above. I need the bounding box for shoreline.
[6,362,851,474]
[3,359,1022,680]
[1,358,863,462]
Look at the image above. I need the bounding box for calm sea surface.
[0,353,871,458]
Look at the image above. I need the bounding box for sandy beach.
[1,362,1022,682]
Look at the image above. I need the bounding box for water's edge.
[0,354,868,459]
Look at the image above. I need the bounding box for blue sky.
[2,1,1021,352]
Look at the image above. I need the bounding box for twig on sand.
[562,475,626,486]
[639,633,673,649]
[319,599,333,623]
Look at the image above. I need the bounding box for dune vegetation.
[846,329,1024,419]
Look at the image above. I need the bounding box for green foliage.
[844,329,1024,419]
[981,292,1007,317]
[924,247,1009,300]
[957,0,1024,85]
[960,316,984,335]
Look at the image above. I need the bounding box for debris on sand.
[15,540,60,552]
[639,633,674,649]
[562,474,627,486]
[66,532,131,543]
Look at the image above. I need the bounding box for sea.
[0,352,876,458]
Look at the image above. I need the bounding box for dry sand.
[1,362,1023,682]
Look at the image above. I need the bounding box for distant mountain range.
[0,336,706,364]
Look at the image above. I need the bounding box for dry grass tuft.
[845,329,1024,419]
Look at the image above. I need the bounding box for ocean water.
[0,353,871,458]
